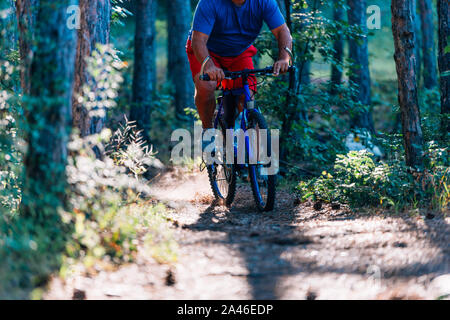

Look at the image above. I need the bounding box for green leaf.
[445,45,450,54]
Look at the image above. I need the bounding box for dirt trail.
[46,168,450,300]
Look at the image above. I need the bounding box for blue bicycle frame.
[213,74,259,163]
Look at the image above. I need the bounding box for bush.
[296,147,449,212]
[0,45,177,299]
[65,124,177,271]
[254,1,367,168]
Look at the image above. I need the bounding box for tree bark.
[15,0,39,94]
[414,0,422,84]
[296,4,310,87]
[130,0,156,142]
[279,0,310,162]
[391,0,424,168]
[331,1,345,92]
[437,0,449,139]
[347,0,375,133]
[20,0,77,224]
[418,0,438,89]
[276,0,286,18]
[72,0,111,137]
[167,0,194,121]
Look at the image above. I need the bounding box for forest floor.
[45,167,450,300]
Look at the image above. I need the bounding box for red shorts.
[186,39,257,92]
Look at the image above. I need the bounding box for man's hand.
[203,59,225,82]
[192,31,225,82]
[273,58,290,76]
[271,24,293,76]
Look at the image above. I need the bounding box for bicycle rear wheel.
[247,109,276,212]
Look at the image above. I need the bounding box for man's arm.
[191,31,225,82]
[271,24,293,76]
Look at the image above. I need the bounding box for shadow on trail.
[401,213,450,276]
[184,182,450,299]
[185,185,311,299]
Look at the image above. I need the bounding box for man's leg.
[194,73,216,129]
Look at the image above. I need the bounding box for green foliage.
[254,0,365,168]
[297,145,449,211]
[111,0,133,26]
[106,116,158,178]
[65,132,177,273]
[81,44,125,120]
[0,41,176,299]
[0,60,20,215]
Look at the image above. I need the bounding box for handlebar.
[199,66,296,81]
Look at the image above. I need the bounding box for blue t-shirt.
[191,0,285,57]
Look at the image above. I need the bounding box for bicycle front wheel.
[207,116,237,207]
[246,109,276,212]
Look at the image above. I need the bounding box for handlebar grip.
[199,74,211,81]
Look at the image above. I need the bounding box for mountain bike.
[200,65,295,212]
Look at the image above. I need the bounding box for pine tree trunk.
[72,0,111,137]
[331,2,345,92]
[276,0,286,17]
[15,0,39,94]
[167,0,194,121]
[391,0,424,168]
[418,0,438,89]
[20,0,78,225]
[279,0,293,163]
[279,0,309,162]
[438,0,449,139]
[297,4,310,86]
[414,0,422,84]
[347,0,375,133]
[130,0,156,142]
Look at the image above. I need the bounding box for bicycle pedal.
[199,160,207,172]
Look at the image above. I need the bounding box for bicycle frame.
[203,61,294,210]
[213,73,258,164]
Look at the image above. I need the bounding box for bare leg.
[194,73,217,129]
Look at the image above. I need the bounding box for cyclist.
[186,0,293,132]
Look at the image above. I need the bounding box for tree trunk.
[391,0,424,168]
[296,4,310,87]
[20,0,77,227]
[279,0,310,162]
[331,2,345,92]
[130,0,156,142]
[438,0,449,139]
[276,0,286,17]
[347,0,375,133]
[414,0,422,84]
[167,0,194,121]
[15,0,39,94]
[72,0,111,137]
[418,0,438,89]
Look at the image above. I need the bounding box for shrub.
[0,45,176,299]
[296,148,449,212]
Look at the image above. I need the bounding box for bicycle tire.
[247,109,276,212]
[207,113,237,207]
